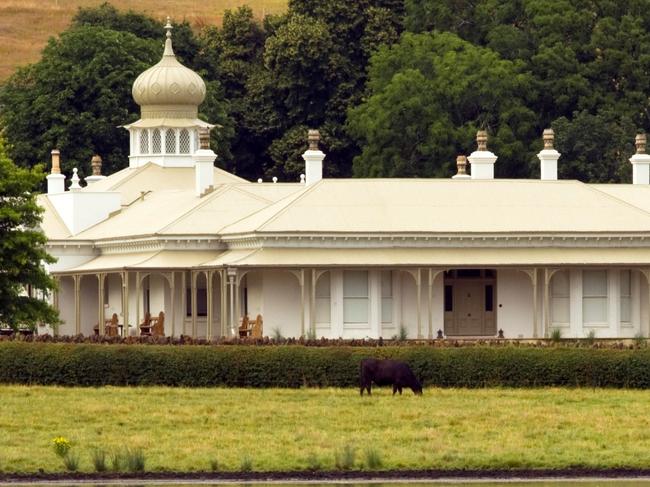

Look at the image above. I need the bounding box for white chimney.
[302,129,324,185]
[630,133,650,184]
[46,149,65,194]
[468,130,497,179]
[85,155,107,184]
[538,128,560,180]
[193,128,216,196]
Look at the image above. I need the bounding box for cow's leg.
[398,386,403,395]
[392,384,397,395]
[367,385,372,395]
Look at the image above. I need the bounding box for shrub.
[335,444,356,470]
[585,330,597,345]
[52,436,71,458]
[110,450,124,471]
[2,342,650,389]
[306,452,322,471]
[63,452,79,471]
[91,448,107,472]
[239,454,253,472]
[550,328,562,343]
[125,448,145,472]
[364,447,383,469]
[209,458,219,471]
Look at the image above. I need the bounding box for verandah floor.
[3,386,650,473]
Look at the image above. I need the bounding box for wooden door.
[455,281,484,335]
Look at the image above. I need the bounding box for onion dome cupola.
[124,18,213,168]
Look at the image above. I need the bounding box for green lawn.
[3,386,650,473]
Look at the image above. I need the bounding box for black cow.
[359,358,423,396]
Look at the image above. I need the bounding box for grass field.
[0,0,287,81]
[3,386,650,473]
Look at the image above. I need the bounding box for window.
[381,271,393,324]
[315,273,331,324]
[621,270,632,325]
[180,129,191,154]
[165,128,176,154]
[583,270,608,325]
[485,285,494,312]
[139,130,149,154]
[152,129,162,154]
[343,270,368,323]
[550,271,570,325]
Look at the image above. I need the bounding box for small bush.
[550,328,562,343]
[585,330,597,345]
[335,444,356,470]
[364,447,382,469]
[209,458,219,471]
[239,454,253,472]
[125,448,145,472]
[272,328,284,341]
[635,333,647,348]
[91,448,107,472]
[110,451,124,471]
[63,452,80,471]
[306,452,322,471]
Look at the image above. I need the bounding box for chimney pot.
[636,133,646,154]
[91,155,102,176]
[51,149,61,174]
[452,155,470,179]
[476,130,488,151]
[543,128,555,150]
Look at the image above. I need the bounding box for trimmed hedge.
[1,342,650,388]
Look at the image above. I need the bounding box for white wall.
[262,270,301,338]
[58,277,76,335]
[496,269,534,339]
[79,275,98,335]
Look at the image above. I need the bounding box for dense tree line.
[1,0,649,182]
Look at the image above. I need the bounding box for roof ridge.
[220,181,320,234]
[257,180,324,231]
[156,184,233,234]
[585,183,650,220]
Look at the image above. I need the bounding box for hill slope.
[0,0,286,81]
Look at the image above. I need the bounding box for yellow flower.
[52,436,72,458]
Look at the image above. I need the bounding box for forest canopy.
[1,0,649,183]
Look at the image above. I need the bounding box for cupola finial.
[163,16,174,56]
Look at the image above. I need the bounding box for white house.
[39,21,650,340]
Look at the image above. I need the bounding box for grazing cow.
[359,358,423,396]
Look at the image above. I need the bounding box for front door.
[455,281,484,335]
[443,269,497,336]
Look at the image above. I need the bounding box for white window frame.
[343,270,369,325]
[582,270,608,327]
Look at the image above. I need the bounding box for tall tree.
[0,138,58,330]
[0,27,159,177]
[402,0,650,182]
[347,32,537,178]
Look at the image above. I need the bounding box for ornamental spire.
[163,16,174,57]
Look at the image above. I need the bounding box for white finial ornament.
[163,16,174,56]
[272,177,278,184]
[300,174,306,184]
[69,168,82,191]
[257,178,263,183]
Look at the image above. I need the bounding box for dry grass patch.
[0,0,287,81]
[2,386,650,472]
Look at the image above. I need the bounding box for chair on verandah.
[238,315,252,337]
[139,312,152,336]
[251,314,263,338]
[149,311,165,337]
[94,313,119,336]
